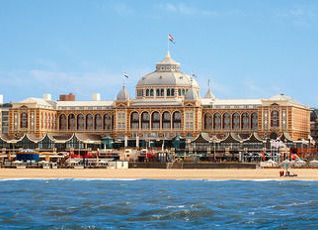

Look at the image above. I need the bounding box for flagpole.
[167,34,170,52]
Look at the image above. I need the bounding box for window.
[271,110,279,128]
[186,122,194,129]
[162,112,171,129]
[118,113,125,119]
[77,114,85,130]
[156,89,160,96]
[178,89,181,96]
[152,112,160,129]
[146,89,149,96]
[241,113,249,130]
[14,113,18,130]
[282,111,286,129]
[104,114,112,130]
[141,112,150,129]
[251,113,258,130]
[21,112,28,129]
[117,122,125,129]
[223,113,231,130]
[68,114,76,130]
[186,112,194,119]
[31,112,34,130]
[173,111,181,129]
[232,113,240,130]
[167,89,171,96]
[95,114,103,130]
[264,111,268,129]
[59,114,67,130]
[161,89,164,96]
[150,89,154,96]
[131,112,139,129]
[137,89,143,97]
[204,113,212,130]
[214,113,221,130]
[86,114,94,130]
[171,89,175,96]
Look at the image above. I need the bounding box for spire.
[116,83,130,101]
[166,50,171,58]
[204,79,215,99]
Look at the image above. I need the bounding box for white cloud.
[0,69,135,101]
[158,3,218,16]
[273,4,318,27]
[113,3,135,17]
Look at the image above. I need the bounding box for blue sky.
[0,0,318,106]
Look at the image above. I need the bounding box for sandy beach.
[0,168,318,180]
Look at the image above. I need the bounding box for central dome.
[136,51,199,88]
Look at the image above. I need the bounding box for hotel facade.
[6,52,310,145]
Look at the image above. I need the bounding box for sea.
[0,179,317,229]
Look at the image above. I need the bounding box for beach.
[0,168,318,180]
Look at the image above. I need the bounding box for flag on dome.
[169,34,175,44]
[123,72,129,78]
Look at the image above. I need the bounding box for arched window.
[167,89,171,96]
[152,112,160,129]
[173,111,181,129]
[271,110,279,128]
[141,112,150,129]
[241,113,249,130]
[161,89,164,96]
[156,89,160,96]
[104,114,112,130]
[95,114,103,130]
[232,113,240,130]
[171,89,175,96]
[130,112,139,129]
[48,114,51,129]
[146,89,149,96]
[59,114,67,130]
[44,113,47,129]
[86,114,94,130]
[68,114,76,130]
[251,113,258,130]
[182,89,185,96]
[223,113,231,130]
[204,113,212,130]
[178,89,181,96]
[150,89,154,96]
[213,113,221,130]
[162,112,171,129]
[77,114,84,130]
[21,112,28,129]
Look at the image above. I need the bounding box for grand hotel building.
[7,52,310,144]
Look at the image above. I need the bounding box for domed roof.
[204,88,215,99]
[136,51,199,88]
[270,94,292,101]
[185,87,198,101]
[116,85,130,101]
[269,94,304,107]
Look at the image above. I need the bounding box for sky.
[0,0,318,107]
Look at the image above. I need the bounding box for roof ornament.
[204,78,216,100]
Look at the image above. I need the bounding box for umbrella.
[294,160,307,167]
[309,160,318,167]
[279,160,296,170]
